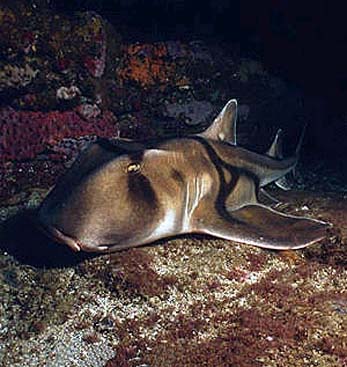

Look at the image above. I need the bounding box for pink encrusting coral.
[0,108,118,161]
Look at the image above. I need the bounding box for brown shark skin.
[38,100,329,253]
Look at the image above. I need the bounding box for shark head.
[38,140,175,251]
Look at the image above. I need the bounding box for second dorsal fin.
[199,99,238,144]
[266,128,283,159]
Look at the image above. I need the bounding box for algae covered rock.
[0,1,121,111]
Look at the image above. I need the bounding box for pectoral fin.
[198,204,329,250]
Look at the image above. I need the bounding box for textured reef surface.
[0,2,346,367]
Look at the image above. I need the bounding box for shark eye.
[126,162,141,174]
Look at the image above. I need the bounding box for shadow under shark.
[37,99,329,253]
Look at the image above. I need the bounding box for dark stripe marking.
[171,168,185,185]
[191,137,259,223]
[127,172,158,208]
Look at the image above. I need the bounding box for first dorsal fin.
[199,99,238,144]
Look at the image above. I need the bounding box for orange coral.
[118,43,178,87]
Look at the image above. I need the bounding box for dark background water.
[50,0,347,172]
